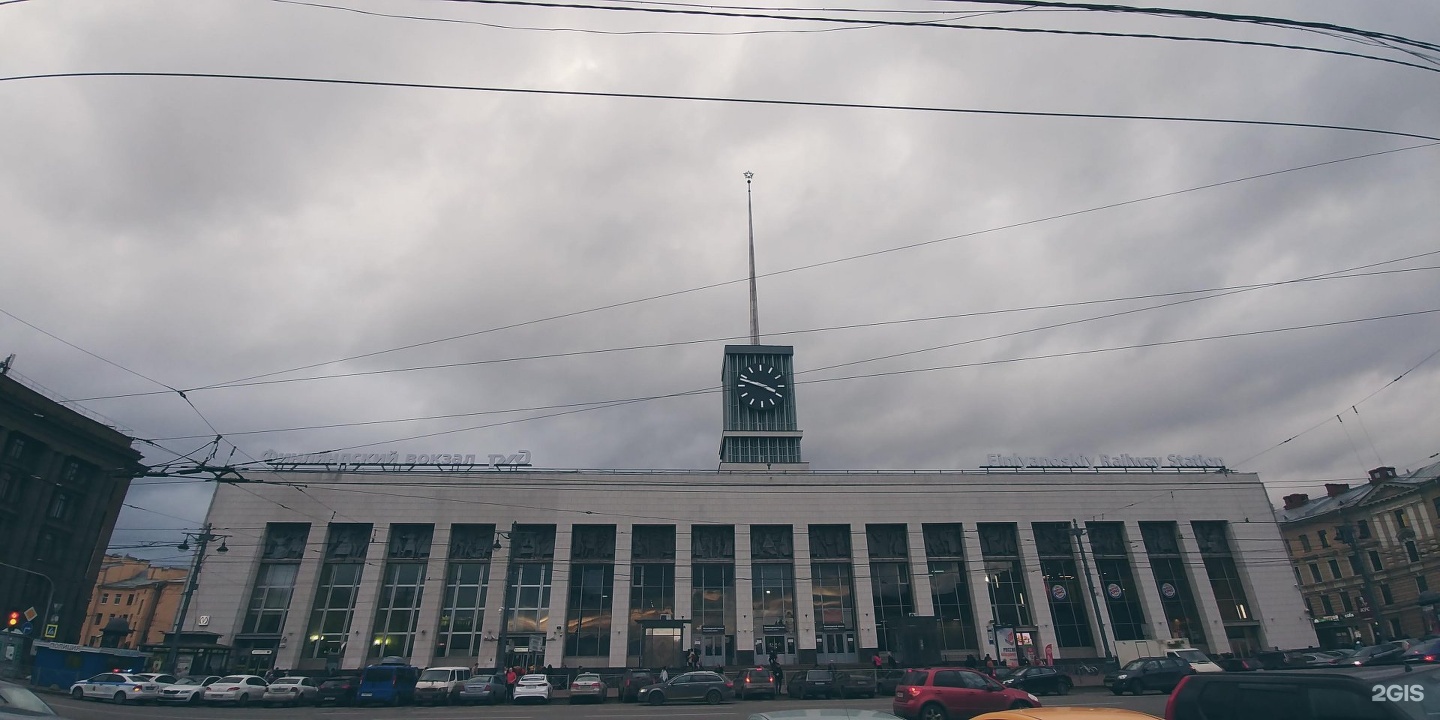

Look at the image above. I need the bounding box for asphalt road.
[43,689,1172,720]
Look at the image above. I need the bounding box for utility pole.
[1072,520,1113,660]
[1337,522,1388,643]
[492,522,519,671]
[165,525,228,673]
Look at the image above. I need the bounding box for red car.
[892,668,1040,720]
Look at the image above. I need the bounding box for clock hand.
[740,377,778,393]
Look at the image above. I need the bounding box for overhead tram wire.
[410,0,1440,73]
[225,305,1440,469]
[51,140,1440,404]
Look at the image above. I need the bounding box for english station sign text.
[984,453,1226,469]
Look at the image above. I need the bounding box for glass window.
[1380,584,1394,605]
[811,562,855,631]
[1299,535,1311,552]
[302,562,365,659]
[1318,530,1329,548]
[370,561,427,659]
[628,562,674,657]
[508,562,554,636]
[1369,551,1383,572]
[1340,592,1353,613]
[751,563,795,642]
[243,563,299,635]
[1309,563,1322,583]
[1357,520,1371,539]
[1204,556,1253,623]
[870,561,914,653]
[928,560,978,652]
[1040,557,1093,648]
[1328,559,1342,580]
[436,561,490,658]
[1407,541,1420,563]
[1419,576,1430,594]
[1394,509,1409,529]
[693,563,735,639]
[565,563,614,658]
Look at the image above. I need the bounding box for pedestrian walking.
[983,654,996,676]
[772,664,784,695]
[888,654,898,669]
[872,653,883,669]
[965,654,977,669]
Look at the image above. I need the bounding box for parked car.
[511,673,552,704]
[735,667,777,699]
[1167,648,1223,673]
[415,666,471,705]
[68,673,162,704]
[356,659,420,705]
[569,672,607,703]
[263,676,319,706]
[638,670,733,705]
[458,672,509,705]
[1165,666,1434,719]
[1403,638,1440,664]
[1342,641,1410,666]
[1104,657,1193,695]
[999,666,1072,695]
[0,679,57,717]
[1214,657,1262,672]
[892,668,1039,720]
[876,669,906,695]
[788,669,839,699]
[202,675,269,705]
[835,669,879,699]
[134,674,179,687]
[317,676,360,705]
[157,675,220,704]
[618,668,657,702]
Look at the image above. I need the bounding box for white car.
[511,674,552,704]
[202,675,269,705]
[263,676,320,706]
[134,673,180,686]
[68,673,161,704]
[158,675,221,704]
[1168,647,1224,673]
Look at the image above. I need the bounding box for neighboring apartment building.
[78,555,189,649]
[0,363,147,644]
[1278,462,1440,648]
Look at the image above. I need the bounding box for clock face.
[737,363,787,410]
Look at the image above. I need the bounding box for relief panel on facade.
[692,525,735,561]
[387,524,434,560]
[923,523,965,559]
[1087,522,1127,558]
[809,525,851,559]
[510,525,557,560]
[1140,522,1181,556]
[325,524,372,561]
[632,525,676,561]
[978,523,1019,558]
[262,523,310,561]
[448,524,495,560]
[1192,521,1232,555]
[866,524,908,560]
[751,525,793,560]
[1032,522,1074,558]
[571,525,617,561]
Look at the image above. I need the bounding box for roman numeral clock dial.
[737,364,787,410]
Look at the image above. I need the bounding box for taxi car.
[68,673,161,704]
[262,676,320,706]
[157,675,221,704]
[202,674,269,705]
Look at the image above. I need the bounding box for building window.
[46,492,74,522]
[1433,498,1440,523]
[928,561,978,652]
[1419,576,1430,594]
[302,562,365,660]
[509,562,555,636]
[1328,559,1342,579]
[1357,520,1371,539]
[1318,530,1329,548]
[100,593,109,604]
[1340,592,1353,613]
[0,470,19,503]
[1304,597,1314,616]
[1320,595,1334,615]
[811,563,856,632]
[750,563,795,654]
[1395,509,1410,529]
[979,523,1033,629]
[369,562,427,659]
[434,561,489,658]
[1370,550,1384,572]
[1391,618,1404,638]
[243,564,299,635]
[1350,555,1364,576]
[126,594,134,606]
[1087,522,1146,642]
[1407,541,1420,563]
[1308,563,1323,584]
[692,563,736,654]
[1202,556,1253,623]
[93,613,101,625]
[564,563,614,658]
[1299,535,1312,552]
[870,562,915,653]
[1381,584,1394,605]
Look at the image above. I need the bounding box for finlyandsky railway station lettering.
[984,453,1226,469]
[260,449,533,469]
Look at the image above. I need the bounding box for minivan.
[415,666,471,705]
[356,659,420,706]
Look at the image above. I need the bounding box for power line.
[57,141,1440,403]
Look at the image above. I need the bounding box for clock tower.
[719,344,807,470]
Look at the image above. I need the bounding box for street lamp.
[165,524,230,674]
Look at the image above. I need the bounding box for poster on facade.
[996,627,1018,666]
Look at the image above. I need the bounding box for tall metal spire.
[744,171,760,345]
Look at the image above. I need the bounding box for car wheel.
[1057,679,1071,695]
[189,693,204,705]
[1132,679,1147,696]
[70,688,84,700]
[648,692,665,706]
[113,692,128,705]
[237,692,250,706]
[1110,687,1124,696]
[919,701,949,720]
[706,689,722,705]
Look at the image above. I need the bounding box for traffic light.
[6,611,18,628]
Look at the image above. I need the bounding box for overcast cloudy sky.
[2,0,1437,558]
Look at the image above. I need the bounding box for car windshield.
[1123,660,1147,670]
[807,671,833,680]
[520,675,546,683]
[1173,649,1208,662]
[0,684,56,716]
[217,676,248,684]
[419,670,451,681]
[173,678,203,686]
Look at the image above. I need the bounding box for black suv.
[1166,667,1435,719]
[1105,656,1193,695]
[787,669,838,699]
[618,669,657,702]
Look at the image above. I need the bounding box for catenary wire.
[60,141,1438,401]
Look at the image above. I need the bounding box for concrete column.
[1231,519,1312,651]
[793,527,817,664]
[408,527,450,664]
[851,527,878,652]
[544,526,572,668]
[908,526,935,616]
[1018,524,1057,664]
[606,524,633,668]
[734,526,754,665]
[1078,527,1116,658]
[963,526,996,656]
[341,525,390,670]
[477,538,512,669]
[1177,524,1229,655]
[674,525,694,658]
[1124,521,1171,641]
[276,539,323,670]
